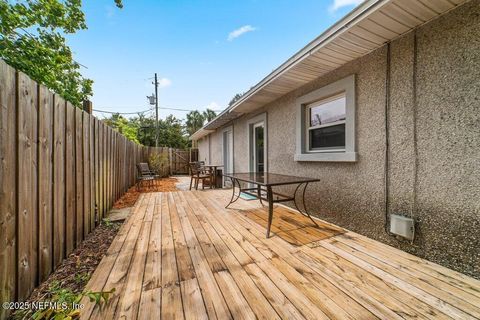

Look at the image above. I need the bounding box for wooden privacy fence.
[0,60,179,316]
[141,147,198,175]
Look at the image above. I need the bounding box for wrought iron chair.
[189,162,212,190]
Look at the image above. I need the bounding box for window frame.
[295,74,357,162]
[305,92,347,153]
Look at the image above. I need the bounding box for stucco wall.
[197,1,480,278]
[197,136,210,163]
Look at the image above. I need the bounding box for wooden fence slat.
[117,134,121,197]
[104,126,110,215]
[89,115,95,231]
[0,61,17,319]
[129,140,132,187]
[75,108,84,244]
[65,102,76,254]
[113,131,117,202]
[38,86,53,282]
[124,137,128,192]
[127,138,131,189]
[83,113,91,237]
[95,119,101,223]
[101,123,106,217]
[112,131,115,203]
[116,133,120,200]
[95,120,101,221]
[108,127,112,209]
[109,128,112,206]
[104,125,109,213]
[53,96,66,268]
[103,123,106,217]
[97,121,100,220]
[17,72,38,300]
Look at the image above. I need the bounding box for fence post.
[82,100,92,114]
[169,148,173,176]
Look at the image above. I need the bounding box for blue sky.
[67,0,362,120]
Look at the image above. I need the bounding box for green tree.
[103,113,140,143]
[228,92,245,107]
[203,109,217,122]
[0,0,122,107]
[131,114,156,146]
[129,114,189,148]
[185,110,205,136]
[158,115,188,149]
[104,112,192,148]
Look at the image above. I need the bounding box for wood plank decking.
[80,190,480,320]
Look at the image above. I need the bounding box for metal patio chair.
[136,162,159,190]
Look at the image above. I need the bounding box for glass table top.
[222,172,320,186]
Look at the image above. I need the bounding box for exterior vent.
[390,214,415,240]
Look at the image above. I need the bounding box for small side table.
[202,164,224,189]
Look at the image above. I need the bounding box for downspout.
[384,42,391,235]
[410,31,419,243]
[208,134,211,163]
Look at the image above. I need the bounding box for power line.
[162,106,223,112]
[94,106,223,113]
[92,108,154,115]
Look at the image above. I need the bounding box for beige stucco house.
[190,0,480,278]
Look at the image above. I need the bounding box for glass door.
[252,122,264,173]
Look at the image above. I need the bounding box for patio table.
[223,172,320,238]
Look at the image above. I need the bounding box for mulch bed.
[10,222,122,319]
[113,177,180,209]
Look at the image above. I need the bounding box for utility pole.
[154,73,159,147]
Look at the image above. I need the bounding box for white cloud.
[206,102,220,110]
[329,0,363,12]
[227,25,257,41]
[158,78,172,88]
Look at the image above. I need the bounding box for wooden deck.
[80,190,480,320]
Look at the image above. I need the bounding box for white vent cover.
[390,214,414,240]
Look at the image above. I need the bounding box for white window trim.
[295,74,357,162]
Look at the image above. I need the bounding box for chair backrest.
[189,162,202,176]
[137,162,152,176]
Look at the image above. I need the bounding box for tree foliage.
[203,108,217,122]
[158,115,188,149]
[185,109,217,136]
[228,92,245,107]
[185,110,205,136]
[104,113,190,148]
[0,0,121,107]
[103,113,140,143]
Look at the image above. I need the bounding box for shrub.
[148,152,170,178]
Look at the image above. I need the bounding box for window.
[295,75,357,162]
[306,93,346,151]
